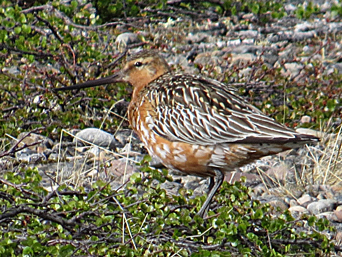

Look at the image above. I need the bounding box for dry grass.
[49,100,138,192]
[254,124,342,200]
[311,125,342,186]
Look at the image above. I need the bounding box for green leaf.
[14,26,21,34]
[130,172,141,183]
[22,24,31,33]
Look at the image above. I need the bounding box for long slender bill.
[53,73,121,91]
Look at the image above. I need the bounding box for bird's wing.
[147,73,311,145]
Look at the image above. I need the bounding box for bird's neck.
[130,71,170,102]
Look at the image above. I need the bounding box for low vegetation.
[0,167,336,256]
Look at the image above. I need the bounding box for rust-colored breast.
[128,95,215,176]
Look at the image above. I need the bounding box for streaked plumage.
[54,50,319,217]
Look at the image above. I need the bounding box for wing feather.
[146,73,311,145]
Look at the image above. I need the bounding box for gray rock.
[289,205,309,218]
[194,52,222,66]
[17,132,54,153]
[328,22,342,32]
[0,156,17,170]
[48,153,59,162]
[316,212,339,222]
[252,184,267,197]
[106,159,138,179]
[297,194,314,207]
[241,38,255,45]
[284,3,297,12]
[227,44,264,54]
[230,53,256,65]
[283,62,304,77]
[268,198,289,211]
[86,146,102,157]
[149,156,164,168]
[74,128,117,150]
[160,181,182,196]
[115,129,136,145]
[293,31,316,41]
[300,115,312,124]
[6,66,20,75]
[115,32,141,50]
[193,180,211,197]
[52,142,77,151]
[183,176,205,191]
[334,210,342,222]
[307,199,337,215]
[226,39,241,46]
[15,148,46,163]
[289,199,299,207]
[325,63,342,75]
[186,32,209,44]
[334,231,342,246]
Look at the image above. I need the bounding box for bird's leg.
[208,175,215,192]
[197,169,224,218]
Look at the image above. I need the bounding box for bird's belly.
[136,125,296,177]
[131,125,205,175]
[134,122,258,177]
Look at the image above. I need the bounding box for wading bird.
[54,50,318,217]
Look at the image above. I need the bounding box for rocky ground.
[1,0,342,250]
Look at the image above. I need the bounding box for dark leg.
[197,169,224,217]
[207,176,215,192]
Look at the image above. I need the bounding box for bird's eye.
[134,61,143,67]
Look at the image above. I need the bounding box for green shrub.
[0,167,335,256]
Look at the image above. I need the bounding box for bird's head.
[53,50,171,92]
